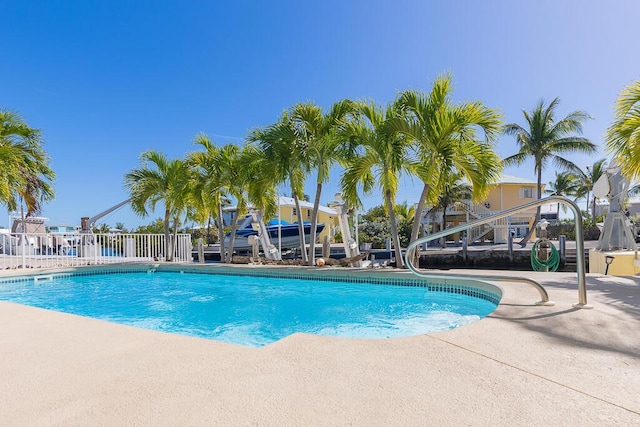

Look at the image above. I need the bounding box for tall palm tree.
[504,97,596,243]
[188,134,231,255]
[124,150,191,261]
[247,112,310,263]
[291,100,357,266]
[544,171,580,222]
[0,109,55,216]
[213,143,277,263]
[393,75,503,247]
[607,80,640,178]
[340,101,413,268]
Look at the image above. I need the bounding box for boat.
[225,215,325,251]
[193,215,326,261]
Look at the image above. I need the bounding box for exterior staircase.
[453,201,504,243]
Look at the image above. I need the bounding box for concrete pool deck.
[0,266,638,425]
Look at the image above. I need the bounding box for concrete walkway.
[0,267,638,425]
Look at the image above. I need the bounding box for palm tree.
[213,143,277,263]
[394,201,415,225]
[188,134,231,255]
[393,75,503,247]
[124,150,191,261]
[504,97,596,243]
[340,101,413,268]
[0,109,55,216]
[607,80,640,178]
[574,159,607,225]
[247,112,310,264]
[291,100,357,266]
[544,171,581,222]
[423,174,472,247]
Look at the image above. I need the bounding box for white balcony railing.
[0,232,192,270]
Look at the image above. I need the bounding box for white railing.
[0,232,192,270]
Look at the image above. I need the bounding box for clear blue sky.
[2,0,639,229]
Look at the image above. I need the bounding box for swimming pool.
[0,268,500,347]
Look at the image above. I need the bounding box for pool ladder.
[405,196,591,309]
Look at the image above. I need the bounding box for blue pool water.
[0,272,498,347]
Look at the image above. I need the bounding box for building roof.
[461,173,537,186]
[494,174,537,185]
[227,197,338,216]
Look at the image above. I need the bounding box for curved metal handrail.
[405,196,591,308]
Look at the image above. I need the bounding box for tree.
[291,100,357,266]
[213,143,277,263]
[544,171,581,222]
[393,75,503,250]
[574,159,607,225]
[188,134,231,254]
[430,175,473,247]
[607,80,640,178]
[504,97,596,244]
[133,219,165,234]
[124,150,191,261]
[340,101,412,267]
[247,112,310,263]
[0,109,55,216]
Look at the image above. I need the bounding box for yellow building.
[423,174,544,244]
[275,196,339,243]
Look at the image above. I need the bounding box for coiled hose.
[531,239,560,272]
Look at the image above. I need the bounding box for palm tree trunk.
[163,208,171,261]
[217,202,226,260]
[171,217,179,262]
[585,191,591,225]
[292,191,308,264]
[591,197,597,226]
[308,182,323,266]
[385,190,404,268]
[518,167,542,246]
[226,214,239,264]
[409,184,430,264]
[410,184,430,242]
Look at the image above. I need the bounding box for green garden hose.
[531,239,560,272]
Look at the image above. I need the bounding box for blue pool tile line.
[196,269,501,305]
[0,267,501,305]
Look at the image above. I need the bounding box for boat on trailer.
[227,215,325,251]
[194,215,326,261]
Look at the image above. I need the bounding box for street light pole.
[586,165,592,225]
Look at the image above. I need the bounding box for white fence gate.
[0,232,192,270]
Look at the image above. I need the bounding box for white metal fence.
[0,232,192,270]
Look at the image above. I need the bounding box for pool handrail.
[405,196,591,309]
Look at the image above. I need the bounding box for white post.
[94,235,98,265]
[354,209,359,249]
[21,233,26,269]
